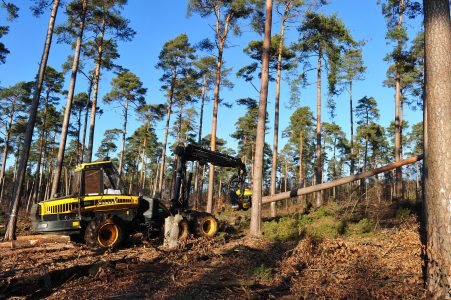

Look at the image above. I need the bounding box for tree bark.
[349,80,355,175]
[207,7,231,213]
[394,0,405,199]
[86,16,106,162]
[299,130,303,186]
[270,6,288,218]
[206,46,223,213]
[0,105,14,205]
[315,43,323,207]
[250,0,273,237]
[118,97,129,176]
[80,79,93,163]
[157,90,174,197]
[51,0,87,196]
[262,155,423,204]
[194,74,206,201]
[32,95,49,203]
[423,0,451,297]
[4,0,60,241]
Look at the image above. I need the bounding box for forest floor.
[0,200,427,299]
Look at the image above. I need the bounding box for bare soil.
[0,213,426,299]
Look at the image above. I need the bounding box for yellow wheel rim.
[98,223,119,247]
[202,219,217,236]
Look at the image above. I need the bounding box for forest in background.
[0,0,450,298]
[0,0,424,212]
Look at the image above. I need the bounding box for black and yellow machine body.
[32,144,248,249]
[31,161,170,249]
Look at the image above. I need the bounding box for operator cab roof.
[75,161,112,172]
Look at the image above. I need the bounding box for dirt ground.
[0,213,426,300]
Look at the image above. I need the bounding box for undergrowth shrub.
[345,218,375,236]
[262,216,301,241]
[395,207,412,223]
[305,216,346,239]
[249,264,273,281]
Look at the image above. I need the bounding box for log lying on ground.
[262,155,423,204]
[0,234,71,249]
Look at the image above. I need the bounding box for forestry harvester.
[31,144,248,250]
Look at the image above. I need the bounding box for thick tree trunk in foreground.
[4,0,60,241]
[423,0,451,297]
[51,0,87,196]
[250,0,273,237]
[262,155,423,204]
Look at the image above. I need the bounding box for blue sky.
[0,1,423,162]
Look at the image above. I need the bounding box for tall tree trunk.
[140,125,149,192]
[315,43,323,207]
[32,96,49,203]
[394,0,405,199]
[51,0,87,196]
[364,134,369,171]
[270,7,288,218]
[423,0,451,297]
[349,80,355,174]
[194,74,207,202]
[76,106,82,164]
[87,16,106,162]
[206,45,224,213]
[157,92,174,198]
[299,130,303,186]
[284,160,288,192]
[250,0,273,237]
[80,79,93,163]
[0,108,14,205]
[118,98,129,176]
[4,0,60,241]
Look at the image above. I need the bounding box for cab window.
[84,169,101,195]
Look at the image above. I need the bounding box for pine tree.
[380,0,421,199]
[0,82,32,205]
[250,0,273,236]
[84,0,135,162]
[188,0,263,213]
[155,33,196,198]
[0,1,18,64]
[50,0,89,197]
[337,48,366,175]
[296,12,357,206]
[355,96,380,171]
[4,0,61,241]
[283,106,315,187]
[103,71,146,176]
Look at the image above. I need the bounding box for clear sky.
[0,1,423,162]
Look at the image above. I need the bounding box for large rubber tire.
[178,219,190,241]
[84,217,124,250]
[195,214,218,238]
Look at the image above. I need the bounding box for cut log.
[0,234,71,249]
[262,155,423,204]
